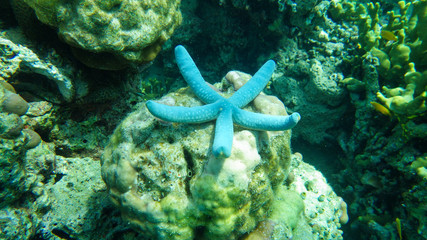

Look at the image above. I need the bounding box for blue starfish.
[146,45,300,158]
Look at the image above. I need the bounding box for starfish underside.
[146,45,300,158]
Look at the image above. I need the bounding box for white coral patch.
[206,130,261,189]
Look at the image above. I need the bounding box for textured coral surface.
[21,0,182,69]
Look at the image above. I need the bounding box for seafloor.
[0,0,426,240]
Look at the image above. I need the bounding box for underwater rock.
[37,156,113,239]
[0,36,74,101]
[304,59,345,107]
[0,206,37,239]
[0,131,30,207]
[101,81,293,239]
[0,78,48,208]
[0,138,52,209]
[272,39,348,145]
[0,139,127,240]
[101,72,345,239]
[286,153,346,239]
[0,112,24,138]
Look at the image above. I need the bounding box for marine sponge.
[21,0,182,69]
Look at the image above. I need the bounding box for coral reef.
[4,1,425,240]
[376,64,427,116]
[0,70,136,239]
[330,1,427,239]
[17,0,182,69]
[0,35,132,239]
[272,39,349,145]
[101,65,345,239]
[102,89,291,239]
[217,0,352,145]
[36,157,112,239]
[0,206,37,239]
[332,0,427,121]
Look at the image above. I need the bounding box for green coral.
[330,1,381,51]
[358,2,381,51]
[374,1,427,121]
[332,1,427,126]
[377,63,427,116]
[411,155,427,179]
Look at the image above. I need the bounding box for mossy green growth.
[138,77,172,101]
[191,174,254,239]
[268,187,304,230]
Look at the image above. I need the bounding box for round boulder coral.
[22,128,41,149]
[21,0,182,69]
[101,85,293,239]
[1,92,29,116]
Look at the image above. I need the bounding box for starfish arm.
[146,100,220,123]
[233,108,300,131]
[175,45,223,104]
[212,107,234,158]
[228,60,276,108]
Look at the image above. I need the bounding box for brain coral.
[21,0,182,69]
